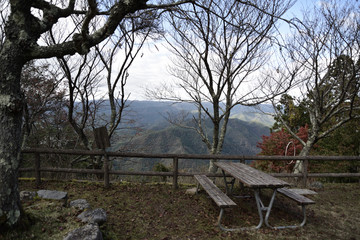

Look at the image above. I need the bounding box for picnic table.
[194,161,315,231]
[215,161,291,230]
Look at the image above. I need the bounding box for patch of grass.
[1,198,82,240]
[1,179,360,240]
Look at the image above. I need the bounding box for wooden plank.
[287,188,318,195]
[229,162,273,186]
[194,175,236,208]
[231,162,290,187]
[94,126,110,149]
[21,148,360,162]
[278,188,315,205]
[215,162,290,188]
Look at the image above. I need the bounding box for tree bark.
[0,43,25,227]
[0,0,192,228]
[293,140,314,174]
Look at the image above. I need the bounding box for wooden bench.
[271,188,316,229]
[194,175,237,230]
[278,188,316,205]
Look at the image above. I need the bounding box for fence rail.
[20,148,360,189]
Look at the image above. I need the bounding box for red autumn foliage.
[254,125,309,173]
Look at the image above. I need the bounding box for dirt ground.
[1,179,359,240]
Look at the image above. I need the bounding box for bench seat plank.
[286,188,318,195]
[278,188,315,205]
[194,175,236,208]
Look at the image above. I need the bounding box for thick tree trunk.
[0,44,24,227]
[293,140,313,174]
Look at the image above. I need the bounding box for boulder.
[63,223,103,240]
[185,187,198,195]
[70,199,91,210]
[77,208,107,225]
[309,181,324,190]
[20,191,36,201]
[37,190,68,205]
[37,190,68,200]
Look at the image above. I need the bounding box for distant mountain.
[113,117,270,172]
[95,100,274,129]
[126,100,275,129]
[97,100,273,172]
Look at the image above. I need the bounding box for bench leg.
[217,208,261,231]
[217,188,309,231]
[265,205,308,229]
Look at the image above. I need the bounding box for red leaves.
[255,126,309,172]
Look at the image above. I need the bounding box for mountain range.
[111,101,273,172]
[127,100,275,128]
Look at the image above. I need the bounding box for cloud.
[127,42,174,100]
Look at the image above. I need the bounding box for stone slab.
[70,199,91,210]
[37,190,68,200]
[63,223,103,240]
[77,208,107,225]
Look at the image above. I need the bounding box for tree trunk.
[0,44,24,227]
[293,140,313,174]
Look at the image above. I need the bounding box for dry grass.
[1,179,360,240]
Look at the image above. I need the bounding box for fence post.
[303,159,309,187]
[103,152,110,188]
[94,127,111,188]
[173,157,179,190]
[34,153,41,188]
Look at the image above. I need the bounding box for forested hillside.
[128,101,275,128]
[113,111,270,172]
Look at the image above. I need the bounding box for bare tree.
[0,1,8,51]
[271,0,360,173]
[148,0,294,173]
[0,0,192,228]
[44,10,159,169]
[94,11,160,140]
[20,61,67,149]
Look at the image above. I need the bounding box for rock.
[309,181,324,190]
[70,199,91,210]
[185,187,198,195]
[37,190,68,200]
[77,208,107,225]
[20,191,36,201]
[37,190,68,205]
[63,223,103,240]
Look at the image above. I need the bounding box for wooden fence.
[20,148,360,189]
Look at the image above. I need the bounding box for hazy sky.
[124,0,315,100]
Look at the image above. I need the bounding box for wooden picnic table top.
[214,161,291,189]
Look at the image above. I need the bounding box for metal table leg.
[217,208,260,231]
[218,188,278,231]
[265,204,309,229]
[221,169,235,195]
[254,188,277,229]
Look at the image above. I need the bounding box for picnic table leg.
[254,189,277,229]
[221,170,235,195]
[265,205,308,229]
[254,190,264,229]
[218,208,260,231]
[264,190,277,228]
